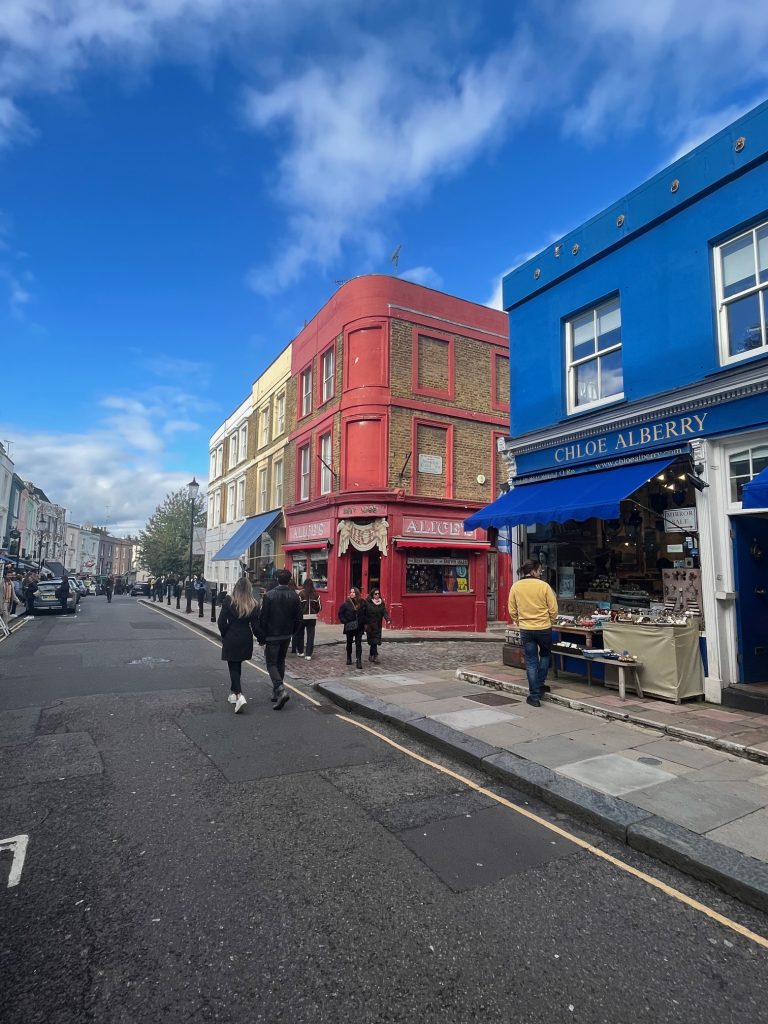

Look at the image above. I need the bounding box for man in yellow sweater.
[508,559,558,707]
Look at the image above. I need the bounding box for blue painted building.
[469,101,768,703]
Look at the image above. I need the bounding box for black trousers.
[264,638,290,693]
[227,661,242,694]
[345,628,363,661]
[197,593,205,616]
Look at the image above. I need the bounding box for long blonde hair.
[230,576,257,617]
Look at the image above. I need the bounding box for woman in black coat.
[217,577,262,713]
[364,588,391,664]
[338,587,368,670]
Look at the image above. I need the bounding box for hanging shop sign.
[337,518,389,555]
[286,519,332,544]
[663,507,698,532]
[403,517,480,540]
[515,390,768,477]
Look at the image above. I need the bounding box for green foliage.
[139,488,207,577]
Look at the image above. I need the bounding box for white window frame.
[566,297,624,414]
[239,424,248,463]
[321,347,335,403]
[216,445,223,478]
[320,432,333,495]
[260,406,271,448]
[714,220,768,366]
[301,367,312,418]
[299,445,310,501]
[226,482,235,522]
[213,491,221,527]
[209,450,217,479]
[275,393,286,436]
[229,431,239,468]
[259,467,268,512]
[237,477,245,518]
[727,439,768,507]
[274,459,283,507]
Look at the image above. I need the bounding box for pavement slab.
[628,778,766,833]
[556,753,677,796]
[630,736,728,769]
[706,808,768,861]
[506,736,608,770]
[428,707,522,730]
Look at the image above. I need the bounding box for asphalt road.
[1,596,767,1024]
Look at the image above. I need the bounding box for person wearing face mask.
[338,586,368,670]
[508,559,558,708]
[364,588,391,664]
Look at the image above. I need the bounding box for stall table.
[552,625,604,684]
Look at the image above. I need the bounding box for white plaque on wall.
[664,507,697,532]
[418,454,443,475]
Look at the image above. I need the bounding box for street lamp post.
[185,477,199,614]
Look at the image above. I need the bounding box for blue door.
[732,516,768,683]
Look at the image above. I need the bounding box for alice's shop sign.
[516,411,709,475]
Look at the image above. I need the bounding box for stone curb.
[456,668,768,767]
[316,679,768,915]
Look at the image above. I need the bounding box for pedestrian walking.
[217,576,262,714]
[166,574,176,605]
[23,571,39,617]
[292,578,322,660]
[194,573,207,617]
[104,574,115,603]
[58,571,71,614]
[153,575,164,602]
[258,569,303,710]
[338,587,368,670]
[0,567,12,623]
[507,559,558,708]
[364,588,391,664]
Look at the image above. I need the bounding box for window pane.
[571,312,595,360]
[753,446,768,476]
[758,226,768,284]
[597,299,621,350]
[726,292,762,355]
[729,449,751,478]
[732,475,751,503]
[600,348,624,398]
[721,233,756,298]
[574,359,598,406]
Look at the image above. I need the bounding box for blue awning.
[464,456,677,530]
[743,467,768,510]
[212,510,282,561]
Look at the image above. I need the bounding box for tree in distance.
[139,487,207,577]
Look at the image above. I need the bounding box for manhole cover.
[638,756,662,766]
[465,692,520,706]
[128,656,171,666]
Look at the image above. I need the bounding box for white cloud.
[398,266,443,289]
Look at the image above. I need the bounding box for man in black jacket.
[258,569,303,710]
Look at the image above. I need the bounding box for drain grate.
[465,692,520,706]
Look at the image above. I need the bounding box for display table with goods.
[602,617,704,703]
[551,614,606,682]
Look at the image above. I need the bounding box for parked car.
[130,581,151,597]
[32,578,78,614]
[71,579,87,599]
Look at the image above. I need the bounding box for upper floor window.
[299,444,310,500]
[226,482,235,521]
[239,424,248,462]
[301,367,313,417]
[729,444,768,503]
[566,297,624,413]
[237,478,245,518]
[321,347,335,403]
[716,222,768,364]
[274,459,283,507]
[209,450,217,479]
[229,431,239,468]
[213,490,221,527]
[216,445,223,478]
[275,393,286,436]
[260,406,271,448]
[259,467,268,512]
[319,432,333,494]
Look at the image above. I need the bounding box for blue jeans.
[520,628,552,699]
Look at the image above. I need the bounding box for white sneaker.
[234,694,247,713]
[305,655,312,660]
[227,693,237,704]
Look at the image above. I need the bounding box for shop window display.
[406,555,471,594]
[291,551,328,589]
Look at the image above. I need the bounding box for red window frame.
[316,423,335,496]
[490,351,510,412]
[491,430,508,496]
[318,344,335,406]
[299,362,313,420]
[296,441,311,502]
[411,417,454,498]
[411,326,455,401]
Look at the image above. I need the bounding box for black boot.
[346,656,352,665]
[356,658,363,670]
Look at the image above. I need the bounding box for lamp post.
[185,477,199,614]
[37,529,48,573]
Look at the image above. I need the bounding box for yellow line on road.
[147,602,768,950]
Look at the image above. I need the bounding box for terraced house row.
[204,276,508,631]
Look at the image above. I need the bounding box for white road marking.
[0,834,29,888]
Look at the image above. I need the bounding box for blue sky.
[1,0,768,534]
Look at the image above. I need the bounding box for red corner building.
[283,275,510,631]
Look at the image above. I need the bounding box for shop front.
[469,394,768,702]
[284,503,492,631]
